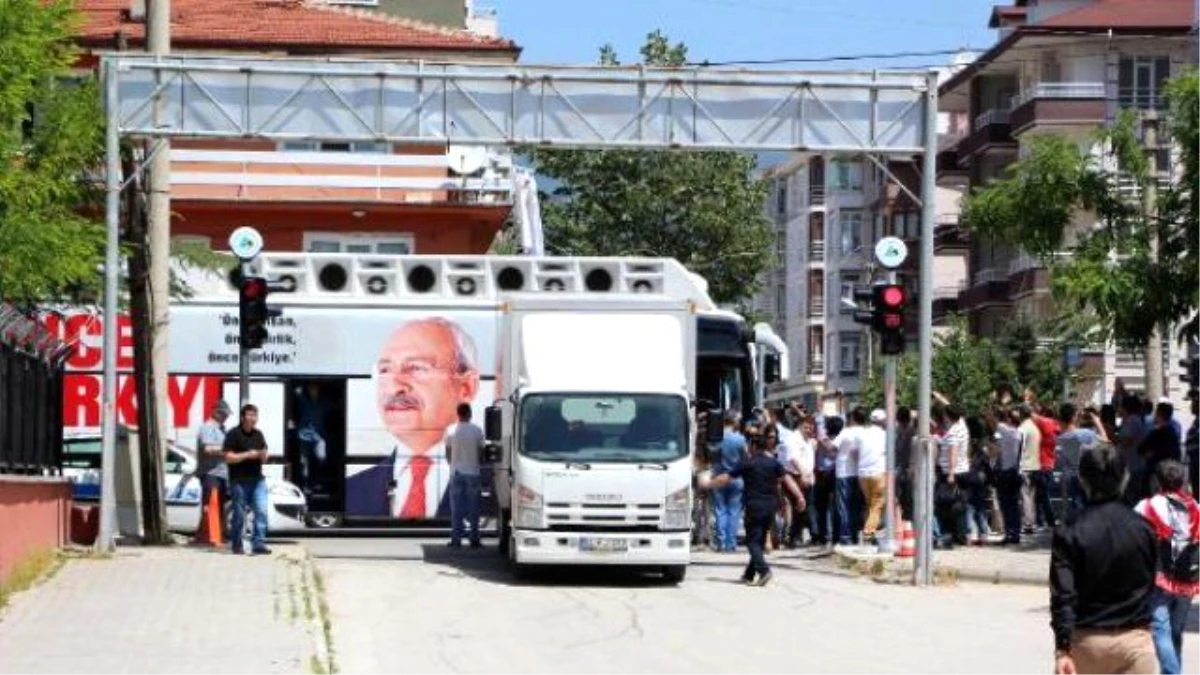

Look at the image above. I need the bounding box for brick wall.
[0,477,71,583]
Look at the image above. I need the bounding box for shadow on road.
[420,543,686,588]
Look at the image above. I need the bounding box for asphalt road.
[299,536,1200,674]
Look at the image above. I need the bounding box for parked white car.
[63,433,308,534]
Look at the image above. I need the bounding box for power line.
[690,34,1193,71]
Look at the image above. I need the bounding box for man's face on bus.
[376,320,479,450]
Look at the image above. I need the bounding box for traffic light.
[1180,353,1200,393]
[873,283,907,355]
[239,276,282,350]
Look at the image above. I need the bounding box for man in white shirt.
[991,408,1024,544]
[858,410,888,541]
[447,403,486,548]
[936,405,972,546]
[345,317,481,519]
[833,408,867,545]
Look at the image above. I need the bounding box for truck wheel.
[662,565,687,584]
[497,510,512,556]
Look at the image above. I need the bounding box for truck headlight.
[515,484,543,529]
[662,485,690,531]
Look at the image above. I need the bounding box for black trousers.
[744,512,774,579]
[896,470,914,523]
[812,469,836,544]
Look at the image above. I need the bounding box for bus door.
[283,378,347,518]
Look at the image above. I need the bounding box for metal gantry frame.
[99,54,941,582]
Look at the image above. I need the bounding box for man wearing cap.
[193,400,231,543]
[858,409,888,542]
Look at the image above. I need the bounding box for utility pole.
[913,69,939,587]
[147,0,171,444]
[1142,110,1163,401]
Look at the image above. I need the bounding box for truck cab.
[486,297,699,583]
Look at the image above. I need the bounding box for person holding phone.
[223,403,271,556]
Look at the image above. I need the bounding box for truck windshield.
[519,394,688,463]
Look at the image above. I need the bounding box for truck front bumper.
[512,529,690,566]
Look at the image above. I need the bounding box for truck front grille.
[544,502,663,528]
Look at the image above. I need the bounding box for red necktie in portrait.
[400,455,433,519]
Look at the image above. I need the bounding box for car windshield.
[519,394,688,463]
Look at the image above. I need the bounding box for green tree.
[860,317,1016,417]
[0,0,105,303]
[961,70,1199,348]
[524,30,775,304]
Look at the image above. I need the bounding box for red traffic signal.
[241,277,267,300]
[881,285,905,308]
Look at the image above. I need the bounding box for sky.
[492,0,999,70]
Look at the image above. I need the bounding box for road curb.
[832,548,1045,587]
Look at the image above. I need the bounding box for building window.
[775,180,789,218]
[775,285,787,319]
[281,141,391,153]
[838,210,863,255]
[839,273,860,314]
[873,213,886,242]
[838,332,862,376]
[303,233,414,255]
[830,160,863,191]
[1118,56,1170,110]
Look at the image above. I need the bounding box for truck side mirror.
[484,405,503,443]
[705,411,724,445]
[764,354,781,384]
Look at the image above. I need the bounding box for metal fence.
[0,305,69,475]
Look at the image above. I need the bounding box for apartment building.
[939,0,1197,403]
[753,52,974,414]
[74,0,521,261]
[754,146,970,414]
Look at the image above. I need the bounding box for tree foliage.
[961,71,1199,348]
[0,0,105,303]
[523,31,775,304]
[860,316,1069,418]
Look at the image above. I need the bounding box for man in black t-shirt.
[223,403,271,555]
[710,434,805,586]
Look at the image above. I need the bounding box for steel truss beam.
[106,55,931,153]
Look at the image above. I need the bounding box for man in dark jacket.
[1051,445,1158,674]
[709,429,805,587]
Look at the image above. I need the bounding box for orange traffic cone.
[896,521,916,558]
[194,485,224,546]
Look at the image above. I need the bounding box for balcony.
[808,298,826,318]
[809,185,826,206]
[170,149,514,205]
[1009,82,1106,135]
[807,356,825,376]
[958,108,1014,159]
[809,240,825,262]
[959,267,1011,309]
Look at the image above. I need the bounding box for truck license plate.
[580,538,628,553]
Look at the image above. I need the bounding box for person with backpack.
[1134,460,1199,675]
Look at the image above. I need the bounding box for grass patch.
[311,563,338,674]
[0,548,63,612]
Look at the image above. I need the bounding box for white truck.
[484,293,718,583]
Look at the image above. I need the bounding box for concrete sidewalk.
[833,533,1052,585]
[0,545,326,674]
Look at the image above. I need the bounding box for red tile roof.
[989,5,1028,29]
[1037,0,1195,29]
[75,0,519,55]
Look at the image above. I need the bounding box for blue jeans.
[712,480,743,551]
[835,477,862,544]
[449,472,482,545]
[1151,588,1192,674]
[230,478,268,552]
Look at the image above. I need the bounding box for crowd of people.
[694,385,1198,673]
